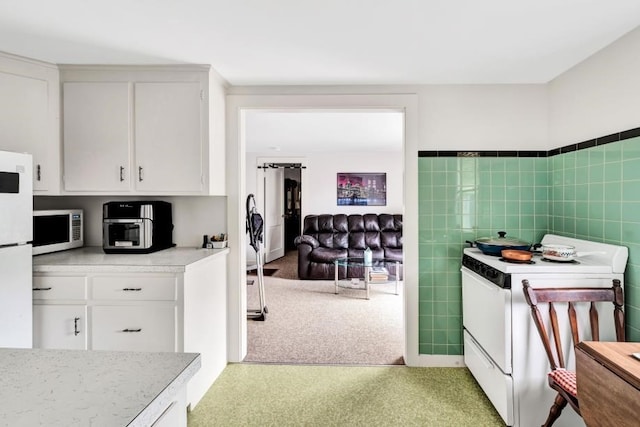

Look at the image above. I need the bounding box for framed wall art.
[337,172,387,206]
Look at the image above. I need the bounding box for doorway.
[256,160,305,263]
[244,109,404,365]
[284,169,302,252]
[226,94,420,366]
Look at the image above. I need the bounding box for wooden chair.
[522,279,625,427]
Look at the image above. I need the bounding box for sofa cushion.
[381,231,402,248]
[363,214,380,231]
[348,215,365,232]
[365,232,382,249]
[384,248,403,262]
[379,214,393,230]
[349,231,366,249]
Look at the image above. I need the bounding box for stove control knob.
[486,268,499,279]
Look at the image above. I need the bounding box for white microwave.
[33,209,84,255]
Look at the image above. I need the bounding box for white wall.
[305,152,403,215]
[417,84,548,150]
[34,196,226,248]
[549,26,640,146]
[246,150,403,218]
[229,84,550,151]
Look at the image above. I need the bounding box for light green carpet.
[188,363,504,426]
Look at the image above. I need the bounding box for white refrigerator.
[0,150,33,348]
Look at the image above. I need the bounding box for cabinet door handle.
[122,328,142,333]
[119,166,125,182]
[74,317,80,336]
[33,287,52,291]
[138,166,144,182]
[36,164,41,181]
[123,287,142,291]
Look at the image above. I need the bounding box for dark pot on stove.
[469,231,531,256]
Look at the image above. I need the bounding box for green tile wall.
[549,136,640,341]
[418,156,549,355]
[418,136,640,356]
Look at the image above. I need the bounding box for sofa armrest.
[294,235,320,249]
[295,237,316,279]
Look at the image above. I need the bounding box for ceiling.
[1,1,640,86]
[2,1,640,152]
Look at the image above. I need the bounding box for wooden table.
[576,341,640,427]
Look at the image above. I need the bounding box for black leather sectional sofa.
[294,213,403,280]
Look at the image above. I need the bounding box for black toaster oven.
[102,201,174,254]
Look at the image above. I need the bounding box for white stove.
[461,234,628,427]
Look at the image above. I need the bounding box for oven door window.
[108,223,140,247]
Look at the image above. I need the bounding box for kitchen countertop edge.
[130,353,202,427]
[33,246,230,273]
[0,349,201,426]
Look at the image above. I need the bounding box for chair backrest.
[522,279,625,371]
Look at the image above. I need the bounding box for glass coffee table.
[334,257,402,299]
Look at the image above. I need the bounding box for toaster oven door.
[103,219,152,249]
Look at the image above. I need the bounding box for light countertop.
[33,246,229,273]
[0,348,200,426]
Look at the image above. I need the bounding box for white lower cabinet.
[32,252,228,410]
[33,273,179,353]
[152,389,187,427]
[33,304,87,350]
[92,305,176,352]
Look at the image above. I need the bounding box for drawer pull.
[123,288,142,291]
[122,328,142,333]
[74,317,80,336]
[33,287,52,291]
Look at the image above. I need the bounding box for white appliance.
[461,234,628,427]
[0,150,33,348]
[33,209,84,255]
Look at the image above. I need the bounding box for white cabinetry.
[60,66,226,195]
[92,305,176,352]
[32,251,228,409]
[152,391,187,427]
[33,305,87,350]
[0,52,60,193]
[135,82,204,193]
[32,275,87,349]
[89,273,178,352]
[62,82,130,192]
[33,273,179,352]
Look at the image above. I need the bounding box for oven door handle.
[461,268,501,292]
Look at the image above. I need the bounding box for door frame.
[226,94,420,365]
[256,157,307,262]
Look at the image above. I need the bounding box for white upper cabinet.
[134,82,203,193]
[60,65,226,195]
[0,52,61,194]
[63,82,131,192]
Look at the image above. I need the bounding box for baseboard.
[405,354,465,368]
